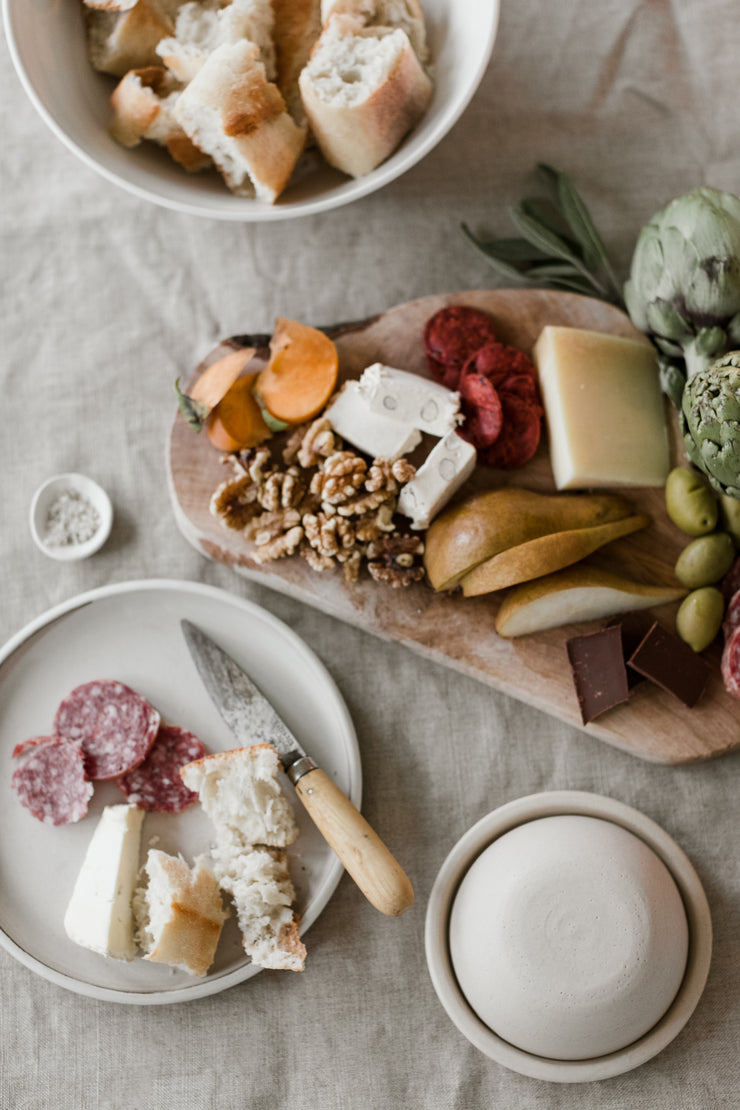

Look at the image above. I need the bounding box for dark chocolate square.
[607,612,656,690]
[627,620,711,708]
[566,625,631,725]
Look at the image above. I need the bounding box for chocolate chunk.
[566,626,630,724]
[607,612,656,690]
[627,620,711,708]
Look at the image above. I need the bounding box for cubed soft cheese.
[324,381,421,460]
[357,363,460,437]
[397,431,477,529]
[63,804,145,961]
[533,326,670,489]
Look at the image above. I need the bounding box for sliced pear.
[424,487,644,592]
[495,567,687,639]
[460,513,650,596]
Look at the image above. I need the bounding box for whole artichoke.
[681,351,740,499]
[624,187,740,383]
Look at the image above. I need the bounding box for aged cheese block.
[63,804,144,960]
[533,326,670,489]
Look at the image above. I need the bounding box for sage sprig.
[462,163,625,308]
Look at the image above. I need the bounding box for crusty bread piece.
[109,66,213,170]
[173,39,307,201]
[320,0,427,61]
[133,850,228,977]
[157,0,276,84]
[270,0,322,123]
[180,743,299,850]
[212,844,306,970]
[85,2,175,78]
[299,14,432,177]
[85,0,138,12]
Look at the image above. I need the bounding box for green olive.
[676,587,725,652]
[665,468,718,536]
[675,532,735,588]
[719,492,740,546]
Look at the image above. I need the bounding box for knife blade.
[181,620,414,917]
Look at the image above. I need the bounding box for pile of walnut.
[210,417,426,587]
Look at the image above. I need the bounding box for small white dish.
[30,473,113,561]
[2,0,500,221]
[425,791,713,1083]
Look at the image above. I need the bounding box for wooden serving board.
[167,290,740,765]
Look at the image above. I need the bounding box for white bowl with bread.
[3,0,500,220]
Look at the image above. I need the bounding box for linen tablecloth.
[1,2,738,1107]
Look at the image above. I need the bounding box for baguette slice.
[320,0,428,61]
[85,2,174,78]
[134,850,228,976]
[157,0,276,85]
[173,39,307,201]
[110,66,212,170]
[298,14,432,177]
[271,0,322,123]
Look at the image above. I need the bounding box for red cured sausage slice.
[723,590,740,640]
[11,737,93,825]
[458,370,503,449]
[423,306,499,389]
[117,725,206,812]
[479,392,544,470]
[54,681,161,780]
[721,624,740,699]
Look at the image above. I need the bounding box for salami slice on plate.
[54,680,161,780]
[721,624,740,700]
[118,725,206,812]
[11,737,93,825]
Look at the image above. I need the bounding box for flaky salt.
[44,490,101,547]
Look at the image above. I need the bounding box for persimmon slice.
[208,372,271,451]
[256,318,339,424]
[177,346,256,432]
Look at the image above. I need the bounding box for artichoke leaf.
[645,297,692,342]
[658,354,687,410]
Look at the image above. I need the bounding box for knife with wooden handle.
[181,620,414,917]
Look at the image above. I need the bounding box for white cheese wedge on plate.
[533,326,670,490]
[63,804,145,960]
[324,381,422,460]
[357,363,461,437]
[398,431,477,529]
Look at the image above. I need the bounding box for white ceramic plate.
[425,791,713,1083]
[2,0,500,221]
[0,579,361,1003]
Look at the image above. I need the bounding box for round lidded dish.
[425,792,712,1083]
[30,473,113,561]
[2,0,500,222]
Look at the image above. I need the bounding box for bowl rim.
[424,790,713,1083]
[29,472,113,561]
[2,0,501,222]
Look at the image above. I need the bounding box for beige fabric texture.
[1,1,739,1107]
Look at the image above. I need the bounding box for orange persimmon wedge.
[207,372,271,452]
[255,318,338,424]
[177,346,256,432]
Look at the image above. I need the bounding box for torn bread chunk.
[299,15,432,177]
[180,744,306,971]
[180,744,299,851]
[133,849,228,976]
[84,0,139,12]
[173,39,306,201]
[320,0,428,61]
[211,844,306,971]
[110,66,212,170]
[271,0,323,124]
[157,0,276,85]
[85,2,175,77]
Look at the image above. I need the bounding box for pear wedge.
[460,512,650,596]
[495,567,687,638]
[424,488,647,592]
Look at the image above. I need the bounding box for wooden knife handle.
[292,766,414,917]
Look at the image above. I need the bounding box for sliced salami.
[54,680,161,780]
[117,725,206,812]
[11,737,93,825]
[721,624,740,700]
[479,392,544,470]
[723,589,740,640]
[12,736,56,760]
[423,306,499,388]
[458,369,504,449]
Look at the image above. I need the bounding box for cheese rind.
[397,431,477,529]
[533,326,670,490]
[357,363,461,437]
[324,381,421,460]
[63,804,145,960]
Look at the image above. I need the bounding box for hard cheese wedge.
[533,326,670,489]
[64,804,144,960]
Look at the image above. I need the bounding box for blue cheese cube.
[357,363,461,437]
[324,381,421,460]
[397,432,477,529]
